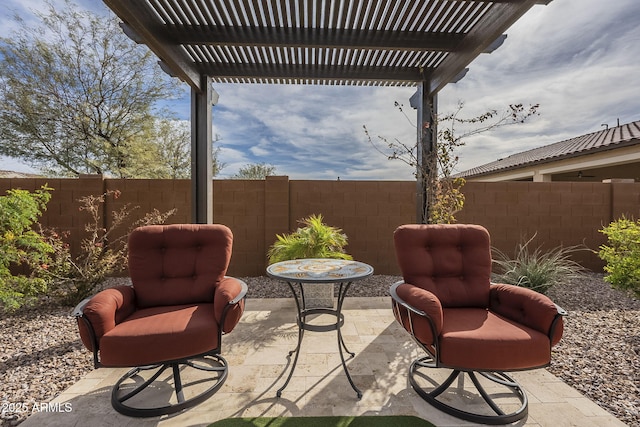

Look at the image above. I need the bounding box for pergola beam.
[429,0,542,96]
[197,63,429,84]
[104,0,202,91]
[165,26,465,52]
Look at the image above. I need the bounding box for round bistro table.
[266,258,374,398]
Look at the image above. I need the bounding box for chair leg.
[409,356,528,425]
[172,363,185,403]
[111,354,229,418]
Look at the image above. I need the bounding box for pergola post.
[191,75,215,224]
[411,81,438,224]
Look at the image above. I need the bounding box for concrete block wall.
[610,182,640,220]
[457,181,629,270]
[289,180,415,274]
[212,179,266,276]
[2,176,639,277]
[105,178,191,226]
[211,177,415,276]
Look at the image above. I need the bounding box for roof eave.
[462,137,640,179]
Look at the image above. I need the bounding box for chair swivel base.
[410,356,528,425]
[111,354,228,417]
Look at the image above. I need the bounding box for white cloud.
[216,147,252,178]
[208,84,418,179]
[249,138,272,157]
[0,156,36,173]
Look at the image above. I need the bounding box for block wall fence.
[1,176,639,276]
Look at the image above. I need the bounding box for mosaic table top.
[266,258,374,283]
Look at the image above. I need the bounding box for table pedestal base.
[276,281,362,399]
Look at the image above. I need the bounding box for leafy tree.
[366,102,539,223]
[0,1,177,177]
[154,120,192,179]
[150,119,225,179]
[232,163,277,179]
[0,186,53,311]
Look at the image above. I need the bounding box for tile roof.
[457,120,640,178]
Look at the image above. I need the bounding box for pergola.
[102,0,552,223]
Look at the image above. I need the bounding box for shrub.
[492,233,586,294]
[598,217,640,299]
[43,190,175,305]
[429,177,466,224]
[267,214,352,264]
[0,186,54,311]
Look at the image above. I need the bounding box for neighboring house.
[456,120,640,182]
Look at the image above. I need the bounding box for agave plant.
[267,214,353,264]
[492,233,586,294]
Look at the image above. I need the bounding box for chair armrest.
[555,303,568,316]
[76,285,136,352]
[390,281,427,317]
[72,297,92,318]
[489,283,564,345]
[390,280,443,347]
[215,276,248,333]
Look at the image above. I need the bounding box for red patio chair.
[390,224,565,424]
[74,224,247,417]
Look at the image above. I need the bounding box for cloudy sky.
[1,0,639,180]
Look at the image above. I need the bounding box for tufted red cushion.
[128,224,232,308]
[394,224,492,308]
[439,308,552,370]
[99,304,219,367]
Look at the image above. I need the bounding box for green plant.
[428,177,466,224]
[0,186,54,311]
[492,233,586,294]
[598,217,640,298]
[43,190,175,304]
[267,214,353,264]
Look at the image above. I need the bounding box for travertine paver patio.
[20,297,625,427]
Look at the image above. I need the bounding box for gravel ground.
[1,273,638,426]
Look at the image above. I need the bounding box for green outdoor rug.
[209,415,435,427]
